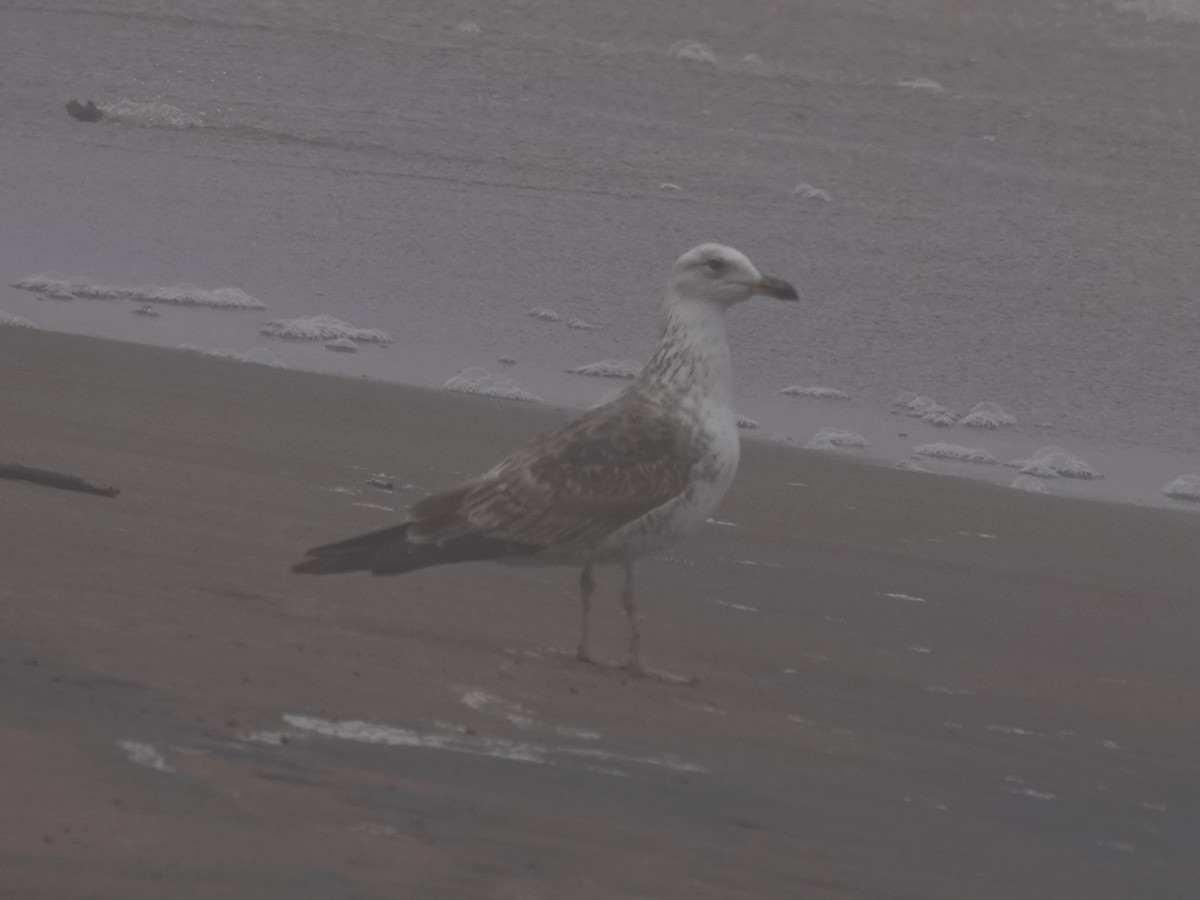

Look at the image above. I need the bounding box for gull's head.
[667,243,798,310]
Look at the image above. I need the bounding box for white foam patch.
[723,557,782,569]
[458,688,602,741]
[894,394,959,426]
[716,600,759,612]
[736,415,760,430]
[455,20,481,33]
[1162,473,1200,502]
[282,714,702,773]
[444,367,543,402]
[1116,0,1200,23]
[986,724,1046,737]
[14,273,118,299]
[324,337,358,353]
[137,284,263,308]
[526,307,561,322]
[805,427,867,450]
[568,359,642,379]
[14,273,265,309]
[100,99,202,128]
[461,689,537,730]
[658,182,683,191]
[897,77,946,93]
[793,183,833,202]
[206,347,286,368]
[667,39,721,65]
[0,310,37,328]
[260,314,392,343]
[1011,474,1050,493]
[1004,786,1056,800]
[919,405,959,426]
[1007,446,1102,479]
[781,385,851,400]
[959,401,1017,428]
[565,318,601,330]
[882,592,928,603]
[914,443,999,465]
[242,730,290,746]
[118,740,173,772]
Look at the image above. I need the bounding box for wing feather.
[453,393,701,549]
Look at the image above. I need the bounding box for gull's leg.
[575,565,620,668]
[619,562,696,685]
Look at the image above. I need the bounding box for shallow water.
[2,0,1198,509]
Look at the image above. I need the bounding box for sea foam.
[569,359,642,379]
[897,77,946,93]
[1011,474,1050,494]
[1162,474,1200,502]
[100,100,202,129]
[13,273,265,309]
[895,393,958,426]
[959,402,1017,429]
[0,310,37,328]
[206,347,286,368]
[805,427,868,450]
[444,367,542,403]
[780,385,851,400]
[793,183,833,203]
[667,39,721,65]
[1007,446,1102,480]
[260,314,392,343]
[913,443,999,465]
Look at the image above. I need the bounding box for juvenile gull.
[293,244,798,682]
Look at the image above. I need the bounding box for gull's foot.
[626,660,698,686]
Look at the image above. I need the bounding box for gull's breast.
[595,398,740,563]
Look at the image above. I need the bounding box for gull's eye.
[705,258,727,274]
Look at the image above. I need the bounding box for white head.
[667,243,798,310]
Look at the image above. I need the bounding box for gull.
[292,243,798,682]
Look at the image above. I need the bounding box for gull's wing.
[433,392,703,549]
[293,392,703,576]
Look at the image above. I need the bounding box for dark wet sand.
[2,328,1198,899]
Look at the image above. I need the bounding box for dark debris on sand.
[66,99,103,122]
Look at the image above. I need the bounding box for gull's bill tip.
[749,275,799,302]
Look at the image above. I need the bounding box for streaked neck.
[638,298,734,408]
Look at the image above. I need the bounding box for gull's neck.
[636,296,734,409]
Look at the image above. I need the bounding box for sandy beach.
[2,327,1197,898]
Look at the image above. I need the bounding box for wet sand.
[2,328,1198,899]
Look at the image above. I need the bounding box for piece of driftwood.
[0,462,119,497]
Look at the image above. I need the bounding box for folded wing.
[292,394,701,577]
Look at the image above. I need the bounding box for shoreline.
[4,308,1199,516]
[3,326,1199,898]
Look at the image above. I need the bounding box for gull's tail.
[291,521,537,576]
